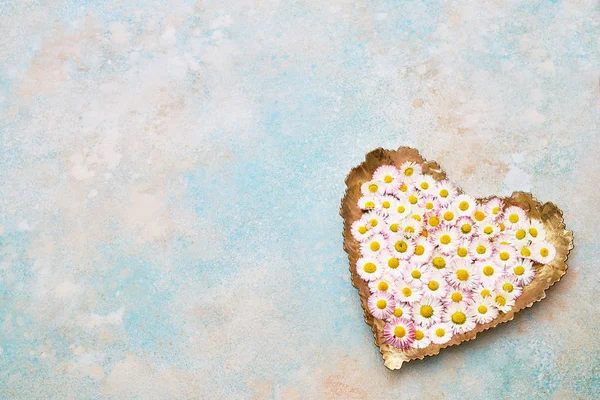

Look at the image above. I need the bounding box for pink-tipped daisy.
[378,251,405,278]
[411,236,434,264]
[524,218,546,242]
[411,325,432,349]
[372,165,401,193]
[476,260,504,286]
[368,291,396,320]
[422,196,441,214]
[483,198,505,221]
[351,220,373,243]
[496,276,523,300]
[476,219,501,239]
[447,287,472,306]
[440,206,459,226]
[454,194,476,217]
[503,206,527,230]
[433,226,460,255]
[376,195,397,215]
[368,273,396,294]
[456,216,476,239]
[469,236,494,261]
[468,296,498,324]
[446,259,480,291]
[510,258,535,286]
[398,217,423,239]
[444,303,476,334]
[493,291,516,313]
[472,204,487,223]
[530,240,556,264]
[382,217,402,236]
[361,211,385,234]
[494,244,518,267]
[424,211,443,232]
[427,249,453,272]
[356,257,384,282]
[429,322,453,344]
[357,195,379,211]
[415,175,436,195]
[383,317,415,349]
[434,180,458,207]
[404,263,431,285]
[422,273,449,299]
[388,235,416,260]
[412,295,444,327]
[454,238,474,263]
[388,300,413,321]
[393,280,423,304]
[360,180,385,196]
[398,161,422,181]
[360,233,387,258]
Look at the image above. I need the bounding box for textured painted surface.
[0,1,599,399]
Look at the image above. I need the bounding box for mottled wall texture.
[0,0,598,399]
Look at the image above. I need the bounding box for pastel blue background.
[0,1,599,398]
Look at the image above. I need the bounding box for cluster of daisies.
[351,162,556,350]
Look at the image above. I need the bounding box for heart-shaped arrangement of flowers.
[341,147,573,370]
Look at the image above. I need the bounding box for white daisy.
[468,296,499,324]
[476,219,501,239]
[350,220,373,243]
[415,175,436,194]
[515,242,534,260]
[378,251,406,278]
[432,227,460,255]
[360,233,386,257]
[429,322,453,345]
[398,161,422,181]
[525,218,546,242]
[427,250,453,272]
[476,260,504,285]
[360,180,385,196]
[454,238,474,263]
[496,276,523,299]
[494,244,518,267]
[422,197,441,213]
[412,295,444,327]
[446,260,480,291]
[434,180,458,206]
[510,258,535,286]
[447,287,472,305]
[422,273,449,299]
[368,291,396,320]
[398,217,423,239]
[368,273,396,294]
[405,189,423,208]
[456,216,476,239]
[361,211,385,233]
[505,227,530,248]
[357,195,379,211]
[444,303,476,334]
[377,195,397,215]
[393,280,423,304]
[530,241,556,264]
[493,291,516,313]
[411,236,434,264]
[472,204,487,223]
[440,206,458,226]
[503,206,527,230]
[390,199,411,220]
[388,299,413,320]
[356,257,384,281]
[469,236,494,261]
[382,217,402,236]
[411,326,432,349]
[372,165,401,193]
[454,194,476,217]
[389,235,416,260]
[483,198,504,221]
[424,212,442,231]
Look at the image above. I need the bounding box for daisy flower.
[477,219,501,239]
[440,206,458,225]
[372,165,401,193]
[432,227,460,255]
[446,260,480,290]
[388,300,413,320]
[368,291,396,320]
[493,291,516,313]
[469,236,494,261]
[494,244,518,267]
[503,206,527,230]
[398,217,423,239]
[393,280,423,304]
[510,258,535,286]
[456,216,476,239]
[415,175,436,194]
[361,233,387,257]
[496,276,523,299]
[377,195,397,215]
[469,296,498,324]
[383,317,415,349]
[472,204,487,223]
[411,236,434,264]
[530,241,556,264]
[411,326,432,349]
[429,322,453,345]
[412,296,444,327]
[382,218,401,236]
[476,260,504,285]
[361,211,385,233]
[397,181,410,194]
[390,199,412,220]
[483,198,504,221]
[454,194,476,216]
[444,303,476,334]
[357,196,379,211]
[409,211,425,225]
[424,212,442,231]
[525,218,546,242]
[495,233,513,246]
[368,274,395,293]
[454,238,474,263]
[389,235,416,260]
[422,273,449,299]
[505,227,530,248]
[404,263,431,285]
[378,251,406,278]
[447,287,472,305]
[351,220,373,243]
[405,189,423,208]
[398,161,422,181]
[516,243,533,259]
[434,180,458,206]
[422,197,441,213]
[427,250,453,271]
[360,180,385,196]
[356,257,384,282]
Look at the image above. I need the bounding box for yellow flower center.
[364,201,375,209]
[509,213,519,223]
[515,229,526,240]
[388,258,400,269]
[397,205,406,213]
[411,270,422,279]
[402,287,412,297]
[451,311,466,324]
[390,223,399,233]
[412,214,422,222]
[358,226,368,234]
[483,266,494,276]
[440,234,451,245]
[376,299,387,309]
[451,292,463,302]
[368,184,378,193]
[363,263,377,273]
[393,308,403,317]
[382,200,391,209]
[529,227,538,237]
[499,222,505,231]
[408,195,418,204]
[474,211,485,221]
[483,226,493,235]
[394,326,406,338]
[420,305,433,318]
[414,245,425,256]
[478,305,488,314]
[461,224,471,234]
[421,230,428,238]
[459,201,469,211]
[457,248,468,257]
[439,189,449,198]
[457,269,469,281]
[377,282,389,291]
[370,218,378,227]
[429,216,440,227]
[425,202,434,210]
[443,211,454,221]
[499,252,510,261]
[435,328,445,337]
[521,248,531,257]
[428,281,439,291]
[420,182,429,190]
[395,241,408,253]
[432,257,446,269]
[476,245,486,255]
[502,283,514,293]
[370,242,380,251]
[405,168,414,176]
[540,248,549,257]
[415,330,424,340]
[404,226,415,234]
[514,266,525,275]
[492,206,501,215]
[384,175,393,183]
[481,289,491,298]
[496,295,506,306]
[400,183,408,192]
